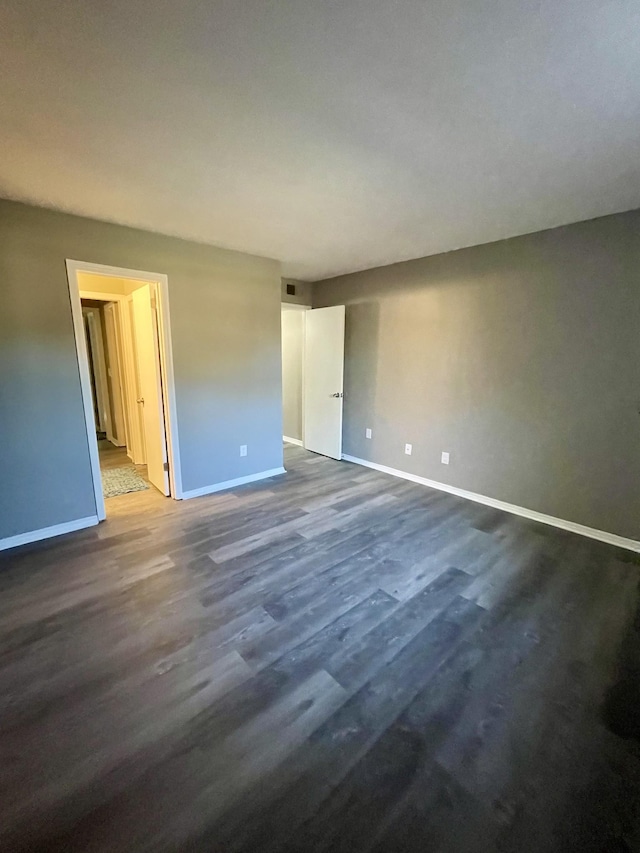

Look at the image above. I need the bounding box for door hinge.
[163,461,170,472]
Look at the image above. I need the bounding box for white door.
[303,305,345,460]
[131,284,170,495]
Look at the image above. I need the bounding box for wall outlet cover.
[441,451,450,464]
[240,445,248,457]
[405,443,412,455]
[365,428,372,439]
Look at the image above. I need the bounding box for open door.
[303,305,345,460]
[131,284,170,495]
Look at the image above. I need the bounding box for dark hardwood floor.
[1,444,639,852]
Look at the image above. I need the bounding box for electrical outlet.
[365,428,372,439]
[441,451,450,464]
[404,443,412,455]
[240,445,248,457]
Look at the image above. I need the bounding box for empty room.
[0,2,639,851]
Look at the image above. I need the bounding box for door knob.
[137,397,144,404]
[330,392,343,398]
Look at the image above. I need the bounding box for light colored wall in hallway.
[78,274,142,455]
[281,307,305,441]
[77,272,127,295]
[314,209,640,541]
[0,199,283,540]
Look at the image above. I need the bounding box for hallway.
[98,439,131,471]
[98,439,153,504]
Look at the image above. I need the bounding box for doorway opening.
[280,302,345,460]
[67,261,182,519]
[281,303,309,448]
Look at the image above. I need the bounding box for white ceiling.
[1,0,639,281]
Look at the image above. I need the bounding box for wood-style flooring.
[97,437,132,471]
[98,437,150,481]
[1,444,639,852]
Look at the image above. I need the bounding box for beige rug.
[101,466,149,498]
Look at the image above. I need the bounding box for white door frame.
[67,260,183,520]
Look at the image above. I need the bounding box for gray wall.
[281,278,312,305]
[281,307,305,441]
[0,199,283,540]
[314,210,640,540]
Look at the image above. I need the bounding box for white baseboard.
[181,467,286,500]
[342,455,640,553]
[283,436,303,446]
[0,515,100,552]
